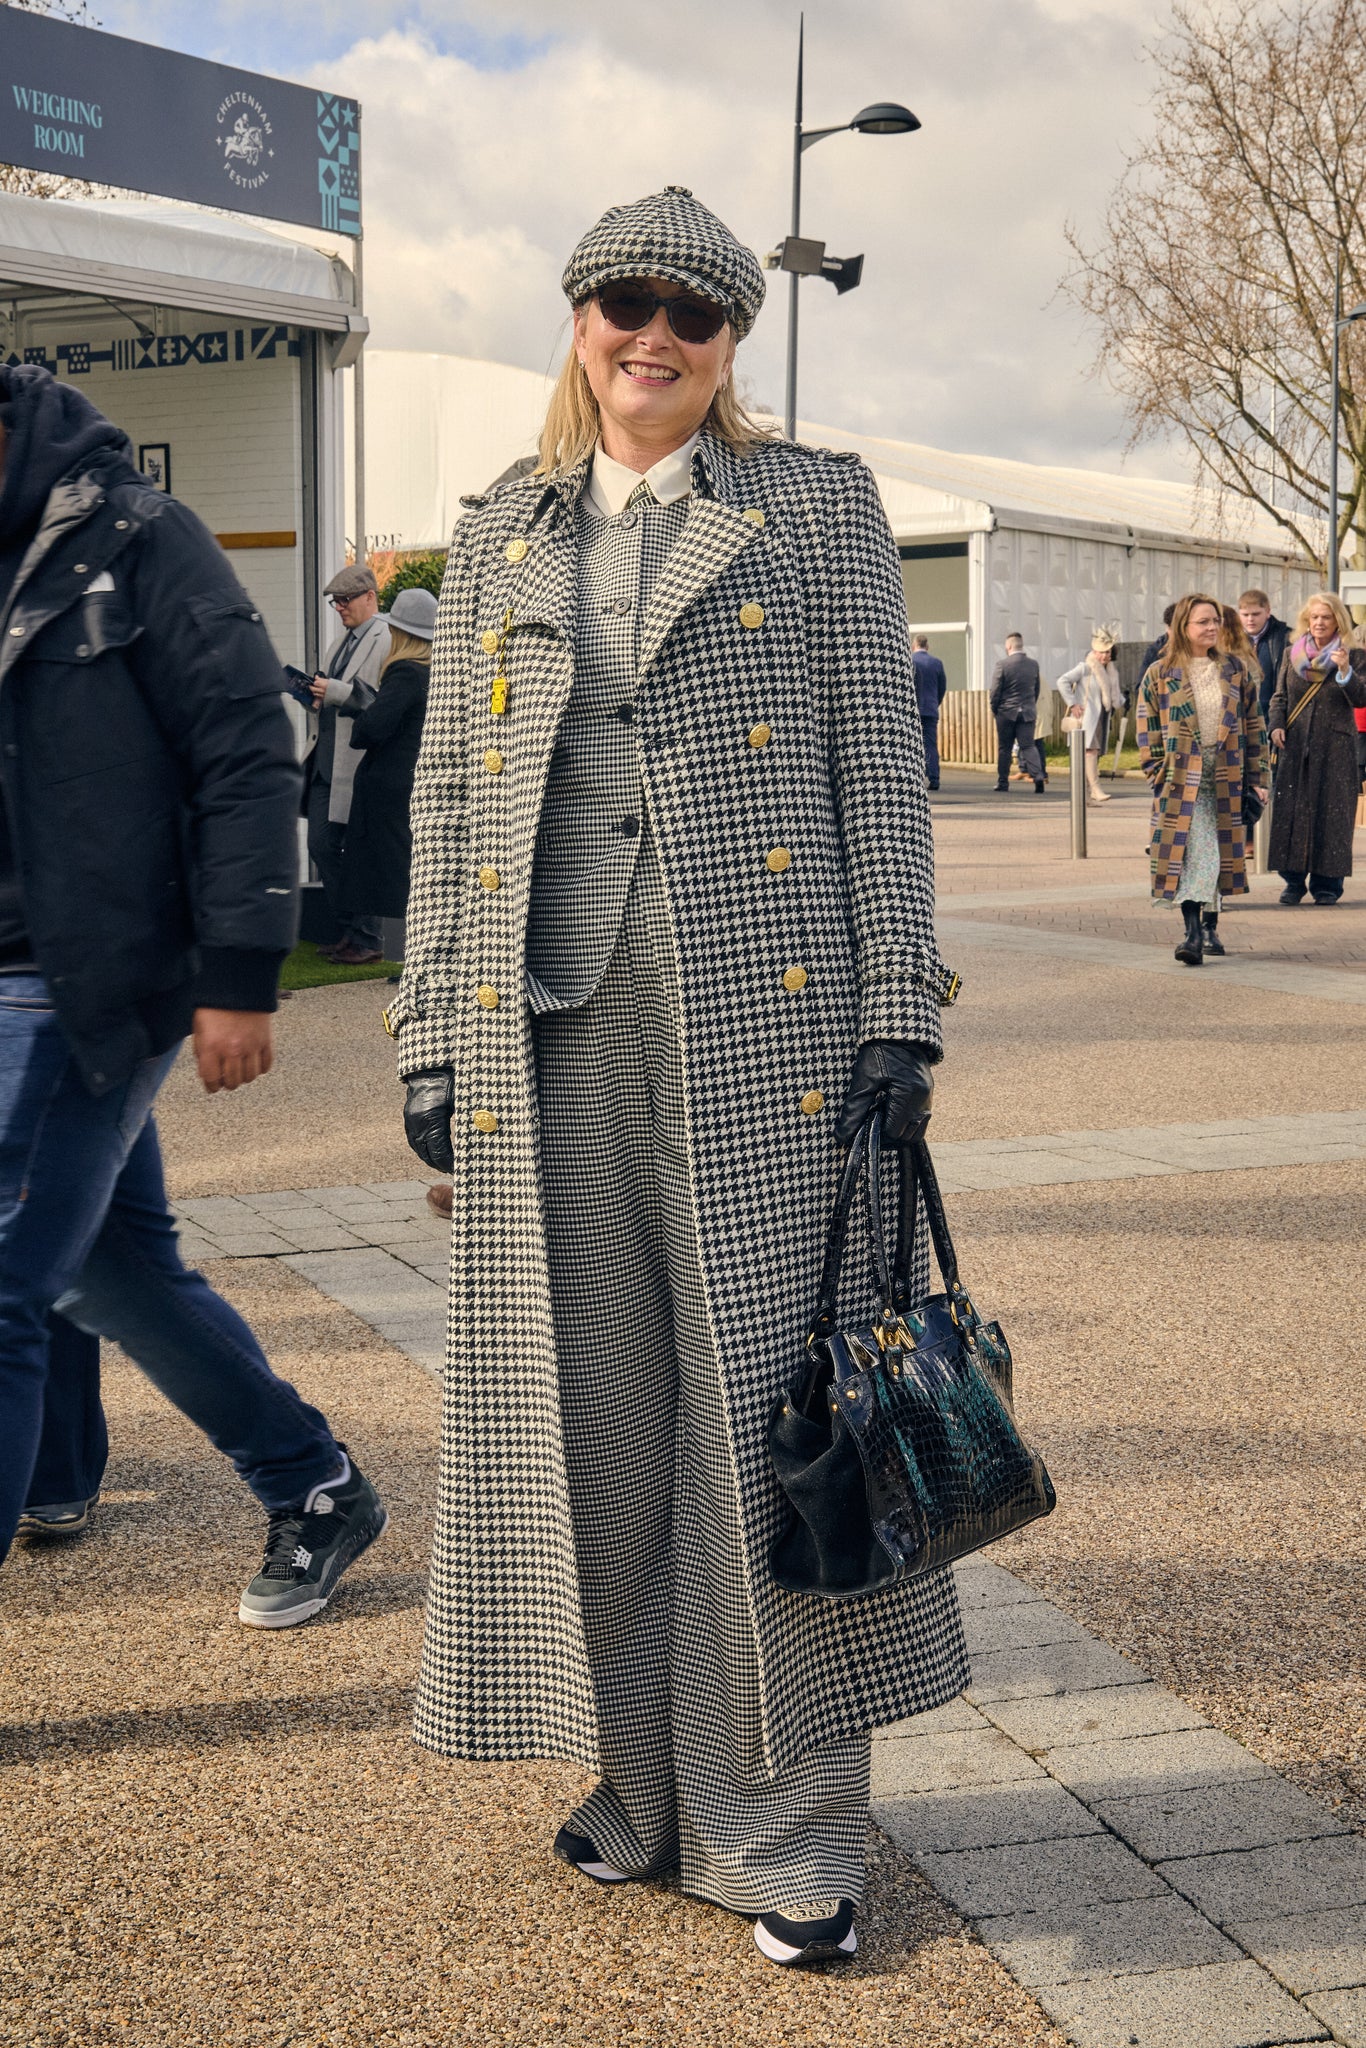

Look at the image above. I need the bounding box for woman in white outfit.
[1056,631,1124,803]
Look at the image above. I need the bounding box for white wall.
[984,524,1319,688]
[11,298,308,665]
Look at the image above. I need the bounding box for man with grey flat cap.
[306,563,390,964]
[391,182,965,1969]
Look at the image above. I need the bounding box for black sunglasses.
[595,281,730,344]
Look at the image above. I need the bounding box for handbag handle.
[808,1119,872,1343]
[892,1134,977,1328]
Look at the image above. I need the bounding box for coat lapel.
[638,495,759,676]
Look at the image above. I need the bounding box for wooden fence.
[937,692,995,766]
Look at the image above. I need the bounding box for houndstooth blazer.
[391,431,966,1778]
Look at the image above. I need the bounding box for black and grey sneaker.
[553,1827,636,1885]
[238,1454,387,1629]
[754,1899,857,1967]
[16,1491,99,1539]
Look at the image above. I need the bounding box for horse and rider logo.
[215,90,274,193]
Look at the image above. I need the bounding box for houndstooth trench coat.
[388,431,969,1780]
[1137,657,1267,901]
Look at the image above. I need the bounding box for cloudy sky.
[105,0,1175,477]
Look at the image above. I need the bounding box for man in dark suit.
[1238,588,1290,726]
[910,634,948,790]
[988,634,1045,793]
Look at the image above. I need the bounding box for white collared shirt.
[584,431,700,517]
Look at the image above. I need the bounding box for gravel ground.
[157,984,426,1201]
[0,1261,1066,2048]
[961,1160,1366,1833]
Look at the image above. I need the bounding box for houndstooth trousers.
[532,823,870,1914]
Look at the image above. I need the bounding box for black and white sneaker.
[553,1827,636,1886]
[754,1900,857,1966]
[238,1454,387,1629]
[16,1491,99,1539]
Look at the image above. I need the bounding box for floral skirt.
[1175,766,1219,908]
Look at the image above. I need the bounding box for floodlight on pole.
[781,16,919,441]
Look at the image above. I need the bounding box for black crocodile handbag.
[768,1112,1055,1600]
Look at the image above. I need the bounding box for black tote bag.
[768,1113,1055,1600]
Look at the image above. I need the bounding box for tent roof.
[802,420,1309,563]
[0,192,357,330]
[352,350,1311,566]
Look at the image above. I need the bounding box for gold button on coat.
[801,1090,826,1116]
[782,966,808,993]
[480,629,500,655]
[478,865,500,891]
[476,984,500,1010]
[483,748,504,774]
[766,847,791,873]
[739,602,765,630]
[505,537,528,563]
[743,507,765,526]
[747,723,772,749]
[472,1109,498,1133]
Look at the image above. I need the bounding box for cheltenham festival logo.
[216,90,274,193]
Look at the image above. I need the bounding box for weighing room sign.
[0,10,360,235]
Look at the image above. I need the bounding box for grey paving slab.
[982,1684,1208,1754]
[978,1892,1239,1988]
[176,1195,264,1227]
[363,1179,436,1200]
[1304,1986,1366,2043]
[875,1698,988,1739]
[1034,1960,1328,2047]
[1228,1905,1366,1997]
[1043,1728,1276,1804]
[260,1225,366,1253]
[952,1558,1047,1608]
[914,1832,1165,1920]
[200,1231,294,1257]
[875,1776,1102,1856]
[1159,1836,1366,1925]
[967,1635,1144,1702]
[938,910,1366,1010]
[1096,1780,1348,1863]
[870,1725,1046,1797]
[963,1601,1090,1656]
[283,1249,444,1323]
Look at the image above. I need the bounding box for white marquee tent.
[355,349,1320,691]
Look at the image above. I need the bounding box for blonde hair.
[381,626,433,676]
[1219,605,1256,664]
[1296,590,1358,646]
[534,342,776,477]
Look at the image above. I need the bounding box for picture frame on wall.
[138,443,171,493]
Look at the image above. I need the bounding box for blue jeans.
[0,976,343,1560]
[26,1313,106,1512]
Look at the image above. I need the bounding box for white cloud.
[281,1,1183,476]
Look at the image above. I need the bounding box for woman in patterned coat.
[1267,592,1366,904]
[1137,593,1267,964]
[390,187,966,1967]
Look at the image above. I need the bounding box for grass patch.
[281,941,402,991]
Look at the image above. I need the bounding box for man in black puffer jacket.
[0,366,386,1623]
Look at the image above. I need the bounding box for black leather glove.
[404,1068,456,1173]
[835,1040,935,1146]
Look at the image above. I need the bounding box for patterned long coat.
[1136,658,1267,900]
[388,432,968,1779]
[1266,647,1366,879]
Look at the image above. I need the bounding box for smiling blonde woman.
[389,186,965,1968]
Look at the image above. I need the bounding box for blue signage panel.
[0,11,360,236]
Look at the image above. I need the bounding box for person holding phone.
[1267,591,1366,904]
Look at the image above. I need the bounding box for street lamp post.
[780,16,919,441]
[1327,246,1366,592]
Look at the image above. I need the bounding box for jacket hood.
[0,364,132,548]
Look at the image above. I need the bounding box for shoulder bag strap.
[808,1122,868,1343]
[1287,675,1324,728]
[891,1134,964,1312]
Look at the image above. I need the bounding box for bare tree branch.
[1063,0,1366,573]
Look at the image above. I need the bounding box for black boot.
[1201,911,1224,956]
[1175,902,1204,965]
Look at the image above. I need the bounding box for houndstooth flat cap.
[561,185,766,340]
